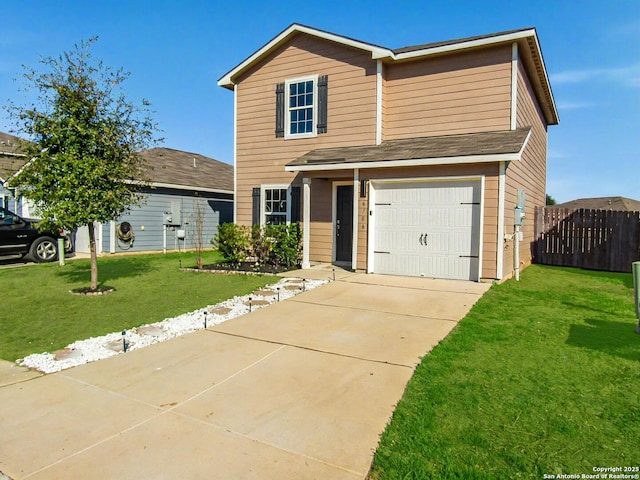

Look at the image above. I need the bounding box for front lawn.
[370,265,639,479]
[0,251,275,361]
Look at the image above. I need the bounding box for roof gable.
[218,24,558,125]
[217,23,391,89]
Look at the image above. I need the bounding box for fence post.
[633,261,640,334]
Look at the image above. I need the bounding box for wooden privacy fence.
[534,207,640,273]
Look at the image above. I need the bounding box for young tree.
[6,37,160,291]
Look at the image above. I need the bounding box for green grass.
[370,265,640,479]
[0,250,276,361]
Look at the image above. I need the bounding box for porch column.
[302,178,311,269]
[352,169,359,271]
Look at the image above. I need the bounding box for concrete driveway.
[0,266,489,479]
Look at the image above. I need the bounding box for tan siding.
[235,34,378,227]
[384,45,513,140]
[502,59,548,278]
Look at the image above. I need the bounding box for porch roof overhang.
[285,128,531,172]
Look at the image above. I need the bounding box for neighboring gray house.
[0,132,28,212]
[0,132,233,254]
[76,147,234,254]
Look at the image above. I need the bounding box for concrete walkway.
[0,267,490,479]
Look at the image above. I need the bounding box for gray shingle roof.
[140,147,233,192]
[393,27,535,54]
[0,132,27,156]
[0,132,233,193]
[0,132,28,182]
[287,128,531,168]
[552,197,640,213]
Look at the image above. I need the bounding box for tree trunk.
[87,222,99,290]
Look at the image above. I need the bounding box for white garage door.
[373,180,481,280]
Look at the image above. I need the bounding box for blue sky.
[1,0,638,203]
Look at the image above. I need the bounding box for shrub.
[251,224,275,267]
[212,223,250,266]
[213,223,303,270]
[267,223,303,269]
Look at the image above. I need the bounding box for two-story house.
[218,24,558,282]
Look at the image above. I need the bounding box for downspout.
[376,60,383,145]
[496,161,506,280]
[511,42,519,281]
[233,83,238,223]
[510,42,518,130]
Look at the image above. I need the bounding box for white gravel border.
[19,277,326,374]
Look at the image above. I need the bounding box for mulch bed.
[184,262,298,275]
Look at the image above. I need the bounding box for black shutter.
[252,187,261,226]
[290,186,301,223]
[317,75,328,134]
[275,82,285,138]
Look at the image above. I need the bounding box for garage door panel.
[375,252,421,276]
[373,181,481,281]
[376,228,421,252]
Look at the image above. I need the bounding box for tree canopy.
[6,37,160,232]
[5,37,161,290]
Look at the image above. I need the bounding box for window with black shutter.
[290,186,301,223]
[317,75,328,133]
[252,187,261,226]
[275,75,328,139]
[275,83,285,138]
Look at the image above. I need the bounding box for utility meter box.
[514,189,526,226]
[162,201,182,226]
[514,206,525,226]
[162,212,174,225]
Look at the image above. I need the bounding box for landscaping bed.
[0,251,275,361]
[194,261,293,275]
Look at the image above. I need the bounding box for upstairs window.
[276,75,328,139]
[288,79,315,136]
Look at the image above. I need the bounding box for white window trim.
[284,74,318,140]
[261,184,291,226]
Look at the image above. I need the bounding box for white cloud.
[547,148,568,160]
[556,101,595,111]
[550,65,640,88]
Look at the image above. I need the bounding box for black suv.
[0,207,72,262]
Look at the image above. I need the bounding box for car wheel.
[29,237,58,263]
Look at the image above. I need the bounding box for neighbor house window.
[262,186,289,225]
[275,75,328,139]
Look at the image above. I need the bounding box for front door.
[335,185,353,263]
